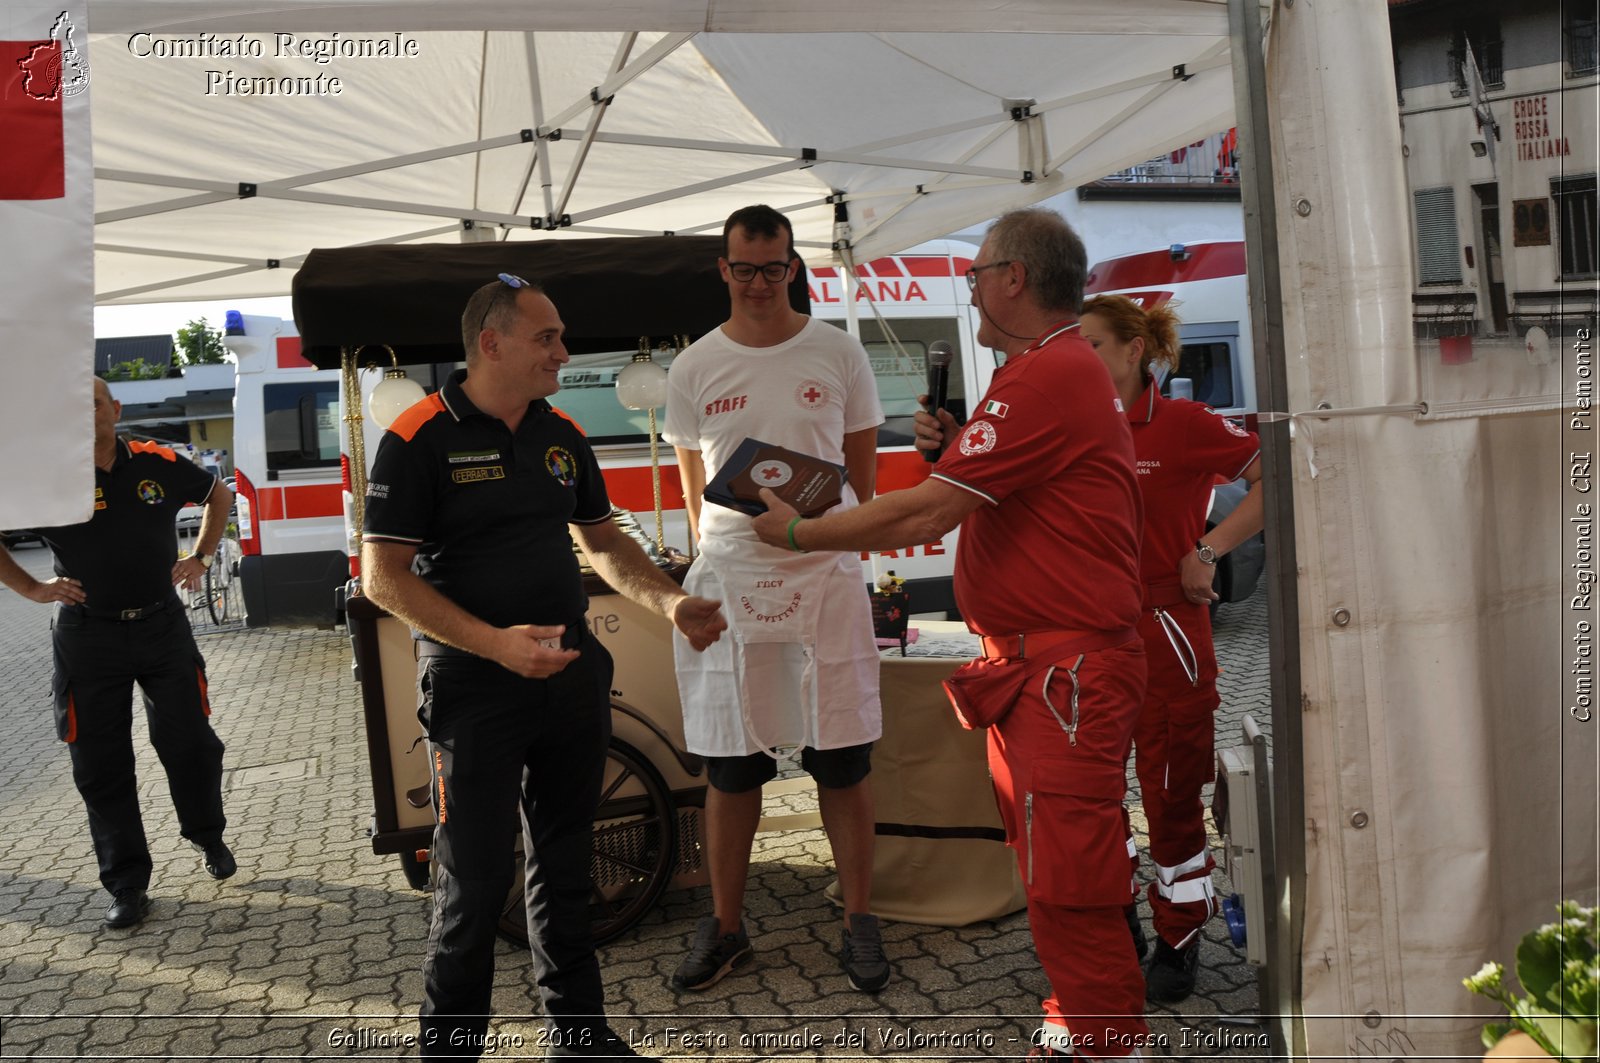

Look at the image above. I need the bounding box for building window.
[1415,186,1463,285]
[1569,11,1598,78]
[1553,175,1598,279]
[1450,22,1504,96]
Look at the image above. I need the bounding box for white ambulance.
[1082,239,1256,424]
[223,311,347,627]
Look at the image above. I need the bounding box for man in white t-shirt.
[662,205,889,994]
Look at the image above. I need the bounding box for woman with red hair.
[1079,294,1264,1004]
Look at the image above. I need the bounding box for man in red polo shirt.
[752,207,1151,1059]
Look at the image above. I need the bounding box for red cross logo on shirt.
[794,379,829,410]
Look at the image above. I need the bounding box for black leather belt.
[417,620,586,659]
[69,597,178,622]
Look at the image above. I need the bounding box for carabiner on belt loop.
[1039,654,1085,746]
[1152,607,1200,686]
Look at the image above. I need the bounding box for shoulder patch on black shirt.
[128,440,178,462]
[390,394,448,443]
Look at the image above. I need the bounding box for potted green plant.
[1464,901,1598,1061]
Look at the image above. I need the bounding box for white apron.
[673,538,882,758]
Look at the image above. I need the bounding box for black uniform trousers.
[417,629,613,1062]
[50,600,227,895]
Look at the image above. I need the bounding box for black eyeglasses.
[726,260,792,283]
[479,273,531,332]
[964,260,1013,290]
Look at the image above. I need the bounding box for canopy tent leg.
[1227,0,1304,1057]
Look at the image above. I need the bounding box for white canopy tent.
[1,2,1593,1060]
[84,5,1240,303]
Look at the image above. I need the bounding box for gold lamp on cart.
[340,344,425,580]
[614,337,673,555]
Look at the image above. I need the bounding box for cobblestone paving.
[0,543,1274,1061]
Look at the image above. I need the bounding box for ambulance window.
[823,317,966,447]
[1165,341,1237,409]
[549,348,676,446]
[264,381,340,472]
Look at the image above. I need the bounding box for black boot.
[1145,937,1200,1003]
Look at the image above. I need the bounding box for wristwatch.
[191,552,214,570]
[1195,541,1217,565]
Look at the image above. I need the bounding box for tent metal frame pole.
[550,127,1029,182]
[848,123,1017,248]
[99,264,269,301]
[547,128,801,159]
[837,110,1025,156]
[94,130,535,224]
[522,32,557,223]
[537,32,694,134]
[1227,0,1304,1056]
[93,244,264,266]
[95,191,234,225]
[1030,46,1231,117]
[563,113,1011,159]
[551,33,637,225]
[93,223,461,302]
[1047,80,1180,173]
[564,158,813,226]
[816,150,1018,181]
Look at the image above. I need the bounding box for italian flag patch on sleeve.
[982,399,1009,418]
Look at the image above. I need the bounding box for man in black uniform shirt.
[0,378,238,930]
[362,274,726,1061]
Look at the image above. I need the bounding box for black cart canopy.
[290,236,807,369]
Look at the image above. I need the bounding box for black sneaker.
[1145,937,1200,1003]
[105,888,150,929]
[840,912,890,993]
[670,916,753,991]
[1125,903,1149,961]
[193,840,236,880]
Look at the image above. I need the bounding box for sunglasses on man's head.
[479,273,532,332]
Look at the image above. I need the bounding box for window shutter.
[1415,186,1462,285]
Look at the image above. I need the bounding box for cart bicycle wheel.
[205,536,241,625]
[497,736,677,948]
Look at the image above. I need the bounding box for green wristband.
[785,516,807,553]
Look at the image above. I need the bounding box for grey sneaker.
[840,913,890,992]
[670,916,753,991]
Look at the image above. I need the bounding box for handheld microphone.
[924,340,954,463]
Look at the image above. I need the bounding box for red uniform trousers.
[1130,600,1221,948]
[986,638,1148,1059]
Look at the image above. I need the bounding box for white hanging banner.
[0,1,94,529]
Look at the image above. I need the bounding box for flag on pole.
[1463,40,1499,168]
[0,2,94,530]
[0,37,64,198]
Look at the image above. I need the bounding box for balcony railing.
[1096,129,1238,186]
